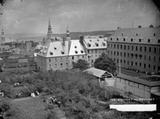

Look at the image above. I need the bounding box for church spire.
[47,19,53,39]
[66,26,70,37]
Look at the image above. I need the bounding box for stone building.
[36,21,87,71]
[80,35,107,66]
[36,21,108,71]
[107,26,160,74]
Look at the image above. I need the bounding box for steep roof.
[83,36,107,49]
[69,40,85,56]
[37,39,86,57]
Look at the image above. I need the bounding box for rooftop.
[117,73,160,87]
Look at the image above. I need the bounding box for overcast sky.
[0,0,160,34]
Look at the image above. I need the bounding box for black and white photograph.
[0,0,160,119]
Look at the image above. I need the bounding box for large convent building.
[107,26,160,74]
[36,21,107,71]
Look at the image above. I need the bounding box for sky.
[0,0,160,34]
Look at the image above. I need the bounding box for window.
[140,47,142,52]
[123,38,125,41]
[117,44,119,49]
[110,38,112,40]
[144,47,147,52]
[135,62,137,66]
[61,51,64,54]
[148,39,150,43]
[153,33,156,36]
[81,50,84,53]
[158,39,160,43]
[117,38,119,41]
[50,52,53,55]
[122,33,123,36]
[144,64,146,68]
[75,51,78,54]
[49,58,51,62]
[117,52,119,56]
[136,46,138,51]
[149,56,151,61]
[124,52,126,57]
[124,45,126,50]
[131,38,133,42]
[139,39,141,42]
[136,33,138,36]
[154,48,156,53]
[139,62,141,67]
[148,64,150,68]
[120,45,122,49]
[72,56,74,60]
[75,46,77,48]
[149,47,151,52]
[132,46,134,50]
[128,46,130,50]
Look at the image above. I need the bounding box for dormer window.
[95,43,99,47]
[50,52,53,55]
[74,46,77,48]
[81,50,84,53]
[102,42,105,46]
[153,33,156,36]
[90,40,92,42]
[54,47,57,50]
[88,43,91,47]
[75,51,78,54]
[61,51,64,54]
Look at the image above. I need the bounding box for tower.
[47,19,53,40]
[66,26,70,38]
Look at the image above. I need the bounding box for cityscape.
[0,0,160,119]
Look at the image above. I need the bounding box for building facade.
[36,21,108,71]
[107,26,160,74]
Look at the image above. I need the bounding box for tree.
[94,53,116,74]
[72,59,89,70]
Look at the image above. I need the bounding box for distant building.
[107,26,160,74]
[36,21,108,71]
[2,55,37,72]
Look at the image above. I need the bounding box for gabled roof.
[83,36,107,49]
[84,67,112,78]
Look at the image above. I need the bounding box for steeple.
[47,19,53,39]
[66,26,70,37]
